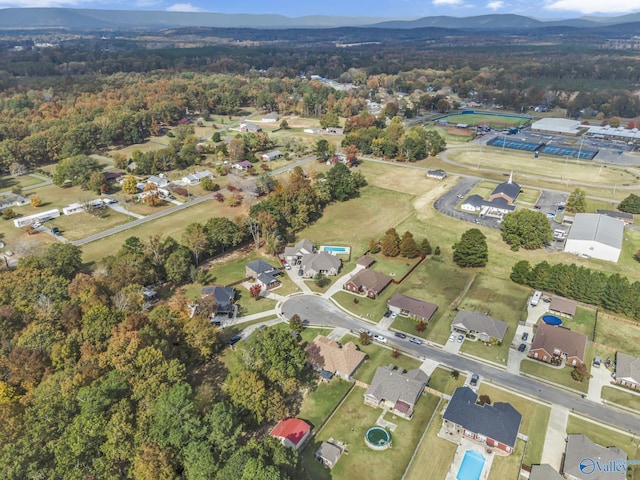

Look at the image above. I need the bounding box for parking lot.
[433,177,504,230]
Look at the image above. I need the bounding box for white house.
[261,112,279,123]
[13,209,60,228]
[261,150,283,161]
[147,175,169,188]
[564,213,624,262]
[181,170,214,186]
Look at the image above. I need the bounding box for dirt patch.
[446,127,475,136]
[412,178,456,220]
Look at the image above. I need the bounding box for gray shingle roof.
[443,387,522,449]
[563,434,626,480]
[365,366,428,406]
[616,352,640,385]
[300,252,341,274]
[463,194,484,208]
[529,464,564,480]
[567,213,624,249]
[451,311,508,341]
[247,259,280,276]
[491,180,520,201]
[200,286,235,311]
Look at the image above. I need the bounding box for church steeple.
[508,171,513,184]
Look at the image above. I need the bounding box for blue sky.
[0,0,638,18]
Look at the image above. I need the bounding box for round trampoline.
[364,426,392,450]
[542,315,562,326]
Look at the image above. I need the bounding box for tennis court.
[487,137,598,160]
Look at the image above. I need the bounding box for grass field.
[477,384,550,467]
[350,338,422,384]
[566,415,640,480]
[404,399,457,480]
[488,439,526,480]
[595,316,640,357]
[304,387,439,480]
[520,359,589,393]
[297,378,353,430]
[47,210,131,241]
[564,306,596,339]
[601,386,640,411]
[436,113,530,128]
[0,174,46,192]
[369,253,422,279]
[428,367,466,395]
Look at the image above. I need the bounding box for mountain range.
[0,8,639,31]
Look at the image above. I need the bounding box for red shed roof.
[270,418,311,447]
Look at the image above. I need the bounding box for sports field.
[435,113,531,128]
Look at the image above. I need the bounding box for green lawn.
[404,400,457,480]
[369,253,422,280]
[566,415,640,480]
[516,188,541,205]
[0,174,46,192]
[477,384,551,467]
[303,387,439,480]
[601,386,640,411]
[47,210,132,241]
[520,359,589,393]
[437,113,530,128]
[565,306,596,339]
[427,367,466,395]
[596,315,640,357]
[332,285,400,322]
[299,327,335,346]
[351,338,421,384]
[181,283,275,317]
[488,439,526,480]
[297,378,353,430]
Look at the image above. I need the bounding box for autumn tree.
[400,231,419,258]
[289,314,304,334]
[122,175,138,194]
[30,195,41,207]
[381,228,401,257]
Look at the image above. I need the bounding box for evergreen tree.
[399,231,419,258]
[501,209,552,250]
[368,238,381,254]
[566,188,587,214]
[452,228,488,267]
[510,260,531,284]
[381,228,401,257]
[618,194,640,214]
[419,238,432,255]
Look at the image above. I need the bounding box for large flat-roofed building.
[564,213,624,262]
[531,118,582,136]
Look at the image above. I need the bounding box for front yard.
[601,386,640,411]
[427,367,466,395]
[350,337,422,384]
[520,359,589,393]
[303,386,439,480]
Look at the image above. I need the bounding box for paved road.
[72,155,316,246]
[281,294,640,433]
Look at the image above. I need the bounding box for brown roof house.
[529,323,587,367]
[563,434,627,480]
[388,293,438,323]
[451,311,508,343]
[344,269,393,298]
[304,336,366,380]
[615,352,640,391]
[549,296,578,318]
[355,254,376,268]
[299,252,342,278]
[363,365,428,419]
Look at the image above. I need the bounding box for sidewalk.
[322,264,364,298]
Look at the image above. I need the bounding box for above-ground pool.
[542,315,563,326]
[364,426,392,450]
[319,245,351,255]
[457,450,486,480]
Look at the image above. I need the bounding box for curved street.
[280,294,640,434]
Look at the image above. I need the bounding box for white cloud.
[432,0,464,5]
[545,0,639,14]
[166,3,203,12]
[486,1,504,10]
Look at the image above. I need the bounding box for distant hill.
[0,8,397,30]
[0,8,638,31]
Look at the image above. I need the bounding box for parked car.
[51,227,61,235]
[32,222,42,228]
[534,205,541,209]
[383,310,392,318]
[449,334,456,342]
[394,332,406,339]
[227,334,242,346]
[457,334,464,343]
[547,212,555,218]
[373,334,387,344]
[390,312,398,319]
[521,332,529,341]
[284,263,291,270]
[410,337,422,345]
[470,374,479,386]
[358,329,372,337]
[297,269,303,276]
[518,343,527,352]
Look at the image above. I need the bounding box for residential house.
[563,434,626,480]
[615,352,640,390]
[232,160,253,171]
[451,311,508,343]
[240,123,262,133]
[549,296,577,318]
[315,441,344,469]
[324,127,344,135]
[283,238,316,262]
[181,170,214,186]
[387,293,438,323]
[200,286,236,314]
[529,322,587,366]
[363,365,428,419]
[355,254,376,268]
[344,269,393,298]
[304,336,366,380]
[270,418,311,450]
[299,252,342,278]
[103,169,125,182]
[0,193,29,210]
[489,172,520,204]
[261,150,283,161]
[442,387,522,455]
[147,175,169,188]
[246,259,281,289]
[427,169,447,180]
[596,210,634,224]
[261,112,279,123]
[529,464,564,480]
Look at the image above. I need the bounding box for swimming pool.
[542,314,563,326]
[319,245,351,255]
[457,450,485,480]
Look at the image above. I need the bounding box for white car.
[32,222,42,228]
[390,312,398,319]
[373,334,387,344]
[449,334,456,342]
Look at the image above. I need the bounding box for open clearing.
[436,113,530,128]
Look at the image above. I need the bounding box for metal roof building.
[564,213,624,262]
[531,118,582,135]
